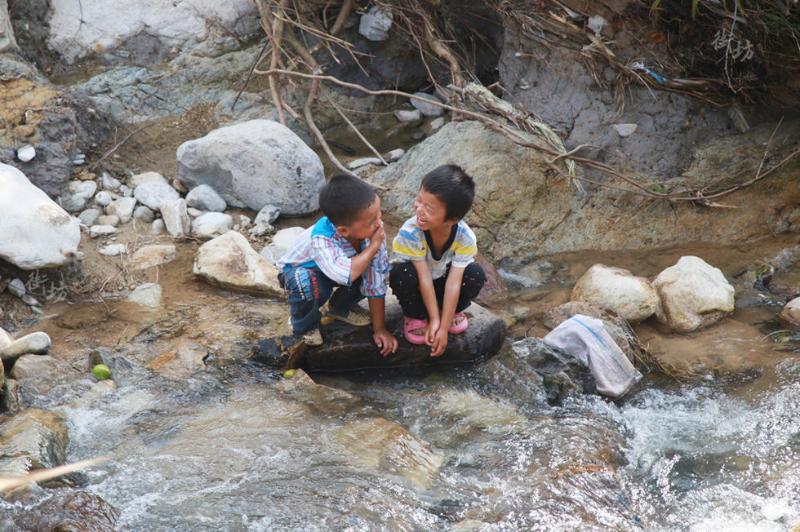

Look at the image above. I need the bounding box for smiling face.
[336,196,382,241]
[414,188,452,231]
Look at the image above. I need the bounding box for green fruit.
[92,364,112,380]
[283,369,296,379]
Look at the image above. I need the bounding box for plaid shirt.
[277,216,389,298]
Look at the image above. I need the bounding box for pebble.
[160,199,191,238]
[127,283,162,308]
[186,184,227,212]
[119,185,132,197]
[89,225,117,238]
[133,206,155,223]
[134,181,179,210]
[359,5,393,41]
[16,144,36,162]
[0,331,51,360]
[385,148,405,162]
[21,294,40,307]
[8,278,26,297]
[187,207,204,218]
[72,154,86,165]
[96,214,120,227]
[411,92,444,117]
[106,197,137,223]
[101,172,121,191]
[347,157,382,170]
[429,117,446,131]
[191,212,233,239]
[129,171,169,188]
[394,109,422,122]
[254,204,281,226]
[99,243,127,256]
[613,123,638,137]
[239,215,251,228]
[151,219,165,235]
[94,191,113,207]
[78,208,102,227]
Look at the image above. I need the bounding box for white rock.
[94,190,113,207]
[133,205,155,223]
[106,196,137,224]
[119,184,132,197]
[347,157,382,170]
[613,123,638,137]
[127,283,162,308]
[359,5,393,41]
[411,92,444,117]
[429,117,446,131]
[193,231,282,296]
[96,214,120,227]
[128,171,168,188]
[0,163,81,269]
[78,208,102,227]
[239,215,251,228]
[253,205,280,227]
[187,208,204,218]
[653,256,735,333]
[60,180,98,212]
[131,244,176,270]
[101,172,121,190]
[192,212,233,239]
[99,243,127,256]
[176,119,324,215]
[0,327,12,350]
[394,109,422,122]
[186,184,227,212]
[16,144,36,162]
[0,332,51,360]
[134,181,179,210]
[780,297,800,327]
[385,148,405,162]
[151,219,165,235]
[260,226,305,265]
[160,199,191,238]
[249,223,275,237]
[588,15,607,34]
[8,278,25,297]
[89,225,117,238]
[571,264,659,322]
[10,354,60,379]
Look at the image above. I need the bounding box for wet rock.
[176,119,324,215]
[260,226,305,264]
[160,198,190,238]
[96,214,119,227]
[127,282,162,308]
[133,205,155,223]
[93,190,113,207]
[106,196,137,223]
[89,224,117,238]
[129,171,168,188]
[0,332,51,361]
[78,208,101,227]
[265,301,506,372]
[13,491,119,531]
[654,256,735,333]
[275,369,360,416]
[193,231,282,296]
[9,354,60,379]
[394,109,422,122]
[98,243,127,257]
[333,417,443,488]
[571,264,658,322]
[191,212,233,239]
[0,408,68,475]
[134,181,179,211]
[359,5,393,41]
[186,184,226,212]
[0,163,80,269]
[59,180,97,212]
[780,297,800,327]
[131,244,176,270]
[146,340,207,379]
[411,92,444,117]
[636,319,770,378]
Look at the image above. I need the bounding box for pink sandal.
[448,312,469,335]
[403,317,428,345]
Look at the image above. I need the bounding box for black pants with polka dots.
[389,261,486,320]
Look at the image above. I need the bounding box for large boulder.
[176,119,324,215]
[571,264,658,322]
[193,231,282,297]
[253,300,506,372]
[653,256,735,333]
[0,163,80,269]
[0,0,17,53]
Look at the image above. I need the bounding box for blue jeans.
[280,266,364,335]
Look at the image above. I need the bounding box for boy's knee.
[389,262,419,290]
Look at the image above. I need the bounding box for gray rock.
[133,205,155,223]
[129,171,168,188]
[8,278,25,297]
[131,244,176,270]
[78,208,102,227]
[249,223,275,237]
[260,226,305,264]
[0,332,51,361]
[191,212,233,239]
[193,231,282,296]
[127,283,162,308]
[134,181,179,211]
[94,190,113,207]
[16,144,35,162]
[9,354,59,379]
[359,5,393,41]
[187,207,204,218]
[22,294,40,307]
[0,408,68,472]
[254,204,281,226]
[411,92,444,117]
[151,219,165,235]
[89,225,117,238]
[119,184,132,197]
[347,157,382,170]
[106,196,137,224]
[101,172,121,190]
[394,109,422,122]
[160,199,191,238]
[385,148,405,162]
[239,215,251,228]
[176,119,324,215]
[96,214,120,227]
[612,123,638,137]
[186,184,227,212]
[428,117,446,131]
[59,180,97,212]
[98,243,127,256]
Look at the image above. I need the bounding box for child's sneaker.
[321,304,371,327]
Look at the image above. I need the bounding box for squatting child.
[390,164,486,357]
[278,175,398,356]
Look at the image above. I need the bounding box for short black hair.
[420,164,475,220]
[319,174,377,226]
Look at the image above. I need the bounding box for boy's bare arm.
[348,224,384,282]
[431,266,466,357]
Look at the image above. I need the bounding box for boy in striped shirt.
[389,165,486,356]
[278,175,398,356]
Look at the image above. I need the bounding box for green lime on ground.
[283,369,296,379]
[92,364,112,380]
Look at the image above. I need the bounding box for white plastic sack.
[543,314,642,398]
